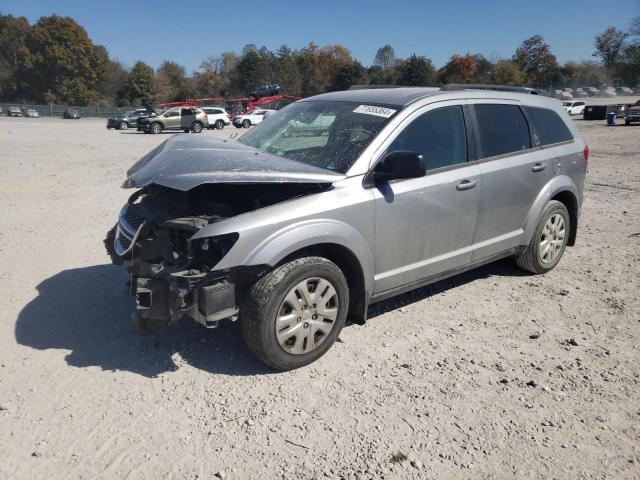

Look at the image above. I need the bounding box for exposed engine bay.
[104,182,327,330]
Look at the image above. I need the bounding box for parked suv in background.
[105,87,587,370]
[138,107,208,134]
[625,100,640,125]
[7,106,22,117]
[202,107,231,130]
[233,109,276,128]
[107,108,153,130]
[563,100,586,116]
[63,108,80,119]
[250,83,280,99]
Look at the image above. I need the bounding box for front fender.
[214,219,374,295]
[522,175,579,245]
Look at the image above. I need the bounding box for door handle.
[532,163,547,172]
[456,179,479,191]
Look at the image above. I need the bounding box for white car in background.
[202,107,231,130]
[233,109,276,128]
[563,100,586,116]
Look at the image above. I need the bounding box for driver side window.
[387,106,467,170]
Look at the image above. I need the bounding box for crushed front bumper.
[104,199,241,329]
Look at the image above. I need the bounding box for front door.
[372,103,481,294]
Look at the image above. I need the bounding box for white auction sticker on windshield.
[353,105,397,118]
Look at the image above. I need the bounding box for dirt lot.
[0,116,638,480]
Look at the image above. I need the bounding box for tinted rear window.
[526,107,573,146]
[474,104,530,158]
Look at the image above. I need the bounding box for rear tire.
[191,121,203,133]
[241,256,349,370]
[516,200,570,274]
[215,119,225,130]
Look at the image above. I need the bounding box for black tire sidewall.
[151,123,161,134]
[215,120,224,129]
[191,122,202,133]
[244,259,349,370]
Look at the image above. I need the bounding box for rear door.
[181,108,196,129]
[468,101,550,260]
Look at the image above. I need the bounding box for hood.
[628,105,640,111]
[123,135,345,191]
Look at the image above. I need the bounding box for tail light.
[583,145,589,163]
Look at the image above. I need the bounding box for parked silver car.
[105,87,588,370]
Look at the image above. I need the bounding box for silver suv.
[105,87,587,370]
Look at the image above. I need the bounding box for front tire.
[119,121,128,130]
[242,120,251,128]
[150,122,162,134]
[241,256,349,370]
[516,200,570,274]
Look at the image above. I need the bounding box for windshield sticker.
[353,105,397,118]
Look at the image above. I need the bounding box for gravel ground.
[0,116,639,480]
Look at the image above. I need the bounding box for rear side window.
[474,104,530,158]
[387,105,467,171]
[526,107,573,146]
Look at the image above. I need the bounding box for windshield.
[238,101,398,174]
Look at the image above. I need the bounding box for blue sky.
[2,0,638,72]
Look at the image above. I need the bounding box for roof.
[304,87,441,107]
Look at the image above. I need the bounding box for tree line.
[0,14,638,107]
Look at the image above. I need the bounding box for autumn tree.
[22,15,110,104]
[156,60,193,102]
[438,54,477,84]
[513,35,557,84]
[0,14,30,100]
[594,27,628,67]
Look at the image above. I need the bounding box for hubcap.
[539,213,566,264]
[275,277,339,355]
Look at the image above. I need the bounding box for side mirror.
[374,150,426,183]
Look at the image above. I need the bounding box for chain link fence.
[0,103,132,118]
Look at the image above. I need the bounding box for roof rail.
[441,84,546,95]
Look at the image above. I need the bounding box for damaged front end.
[105,134,342,331]
[105,186,247,330]
[105,181,328,330]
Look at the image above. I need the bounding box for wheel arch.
[550,190,579,246]
[523,176,580,247]
[277,243,368,324]
[211,220,375,323]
